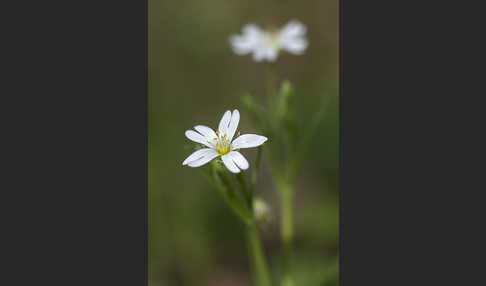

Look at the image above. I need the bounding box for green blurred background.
[149,0,338,285]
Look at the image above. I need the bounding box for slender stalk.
[235,166,272,286]
[267,62,278,104]
[246,223,272,286]
[203,167,251,225]
[266,62,295,286]
[278,181,294,286]
[264,62,285,182]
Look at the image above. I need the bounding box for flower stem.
[204,167,251,225]
[278,181,294,286]
[246,223,272,286]
[235,167,272,286]
[266,62,294,286]
[267,62,278,110]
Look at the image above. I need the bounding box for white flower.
[182,109,268,173]
[230,20,308,62]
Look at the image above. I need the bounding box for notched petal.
[228,151,249,170]
[221,154,241,173]
[232,134,268,149]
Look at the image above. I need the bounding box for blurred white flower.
[230,20,308,62]
[183,109,268,173]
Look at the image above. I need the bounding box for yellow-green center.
[263,31,280,49]
[212,131,231,155]
[216,142,231,155]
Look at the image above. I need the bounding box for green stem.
[267,63,277,103]
[246,223,272,286]
[204,166,272,286]
[278,181,294,286]
[203,167,251,225]
[265,64,285,179]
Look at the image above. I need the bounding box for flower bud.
[253,198,271,224]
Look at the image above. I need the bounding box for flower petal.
[264,47,278,61]
[242,24,262,37]
[231,35,257,55]
[281,37,308,55]
[227,109,240,141]
[279,20,308,55]
[221,153,241,173]
[186,149,219,167]
[194,125,217,140]
[252,45,278,62]
[280,20,306,39]
[230,24,262,55]
[185,130,212,147]
[218,110,232,135]
[231,134,268,149]
[227,151,249,170]
[182,148,217,165]
[252,47,267,62]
